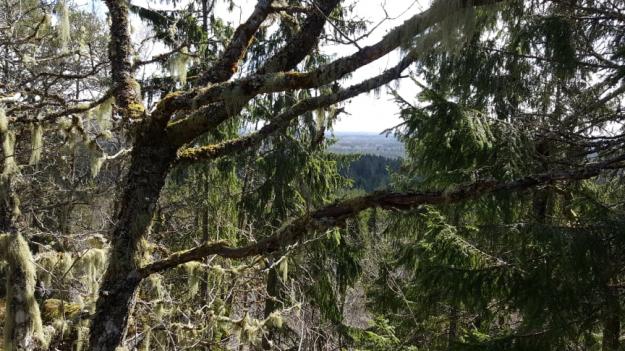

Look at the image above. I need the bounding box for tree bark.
[602,286,621,351]
[262,264,281,349]
[88,122,177,351]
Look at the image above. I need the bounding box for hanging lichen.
[138,329,151,351]
[0,233,47,351]
[87,141,105,178]
[35,251,74,290]
[37,13,53,39]
[182,261,202,299]
[0,107,8,132]
[222,86,249,114]
[29,123,43,165]
[56,0,71,50]
[2,130,19,177]
[278,257,288,282]
[73,325,89,351]
[314,109,326,133]
[93,96,114,129]
[265,311,283,329]
[99,130,113,140]
[73,248,108,301]
[144,273,168,318]
[0,107,18,177]
[167,47,191,85]
[130,79,142,100]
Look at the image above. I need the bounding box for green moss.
[41,299,82,322]
[128,101,146,119]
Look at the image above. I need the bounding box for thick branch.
[176,50,419,163]
[165,0,501,144]
[257,0,341,74]
[105,0,144,119]
[197,0,274,85]
[139,153,625,276]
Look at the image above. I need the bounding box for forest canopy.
[0,0,624,350]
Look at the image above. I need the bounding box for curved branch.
[176,49,419,163]
[197,0,274,85]
[165,0,501,144]
[138,153,625,276]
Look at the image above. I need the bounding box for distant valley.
[327,132,405,159]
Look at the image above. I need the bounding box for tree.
[367,1,625,350]
[1,0,624,350]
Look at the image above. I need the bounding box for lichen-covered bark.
[105,0,144,119]
[88,122,177,351]
[197,0,273,85]
[257,0,341,75]
[0,233,45,351]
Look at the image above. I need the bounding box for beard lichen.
[0,233,47,351]
[56,0,71,51]
[167,47,191,85]
[73,248,108,302]
[2,130,19,177]
[144,273,168,318]
[278,256,288,282]
[182,261,203,299]
[94,96,114,129]
[29,123,43,165]
[0,107,18,176]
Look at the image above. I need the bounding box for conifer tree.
[1,0,624,350]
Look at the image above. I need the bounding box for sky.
[205,0,427,133]
[324,1,424,133]
[78,0,427,133]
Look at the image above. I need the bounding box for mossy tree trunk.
[0,233,45,351]
[88,122,177,351]
[0,110,45,351]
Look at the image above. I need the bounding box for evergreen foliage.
[1,0,624,350]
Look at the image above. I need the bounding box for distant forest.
[337,154,402,192]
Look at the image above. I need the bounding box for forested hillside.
[336,154,401,192]
[0,0,624,350]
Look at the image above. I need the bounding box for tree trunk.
[602,287,621,351]
[0,233,45,351]
[0,110,44,351]
[88,124,177,351]
[262,264,281,350]
[447,305,459,350]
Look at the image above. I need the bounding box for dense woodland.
[337,154,401,192]
[0,0,624,350]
